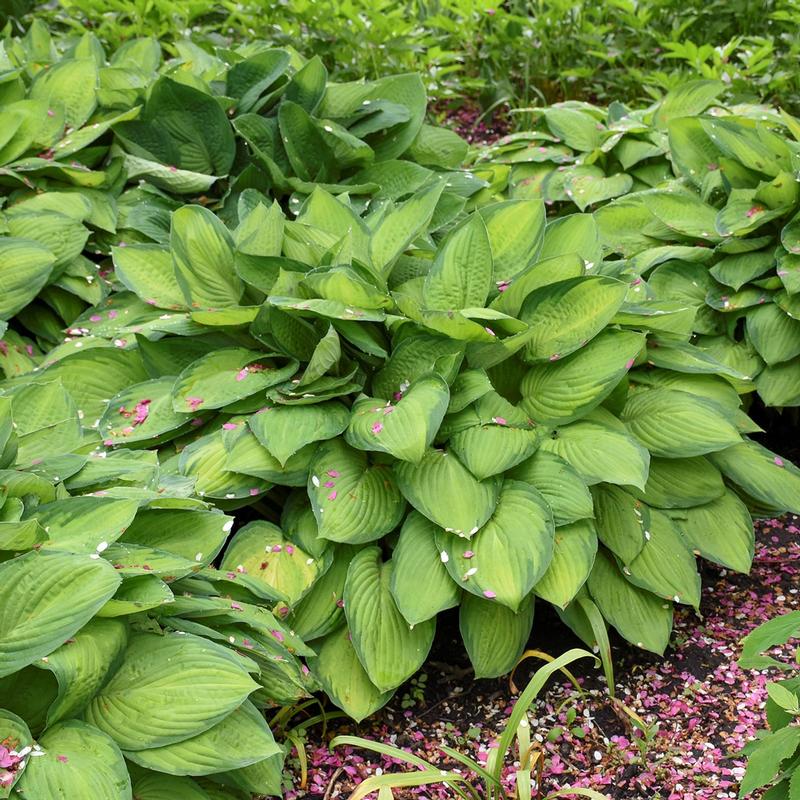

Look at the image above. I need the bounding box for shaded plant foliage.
[0,22,798,799]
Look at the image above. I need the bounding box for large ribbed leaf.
[33,618,127,726]
[344,547,435,692]
[459,593,534,679]
[623,509,701,607]
[0,551,121,678]
[671,490,754,573]
[346,374,449,464]
[0,238,55,321]
[112,244,187,310]
[225,427,313,488]
[621,388,741,457]
[746,304,800,365]
[635,455,725,508]
[390,512,460,625]
[175,349,297,413]
[435,480,554,610]
[591,483,649,566]
[394,448,501,536]
[130,773,211,800]
[171,205,242,310]
[480,198,545,283]
[533,519,598,609]
[539,411,650,489]
[84,632,258,749]
[424,212,492,311]
[519,276,629,362]
[308,440,405,544]
[310,626,393,722]
[249,401,349,466]
[520,329,644,423]
[509,450,593,525]
[709,441,800,513]
[14,720,131,800]
[588,549,672,654]
[220,521,325,604]
[124,700,279,775]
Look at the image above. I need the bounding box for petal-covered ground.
[286,515,799,799]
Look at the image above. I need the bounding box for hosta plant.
[737,611,800,798]
[479,79,800,407]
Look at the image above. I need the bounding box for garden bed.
[289,514,800,800]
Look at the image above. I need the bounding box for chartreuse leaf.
[635,455,725,508]
[480,199,545,283]
[519,276,629,362]
[459,593,534,679]
[130,773,212,800]
[0,238,55,320]
[112,244,187,309]
[124,700,279,776]
[0,551,121,678]
[220,521,326,604]
[173,349,297,412]
[746,304,800,366]
[30,58,98,128]
[390,512,460,625]
[709,441,800,513]
[509,450,594,526]
[346,374,450,464]
[98,575,174,618]
[249,401,349,466]
[590,484,649,566]
[739,725,800,796]
[308,439,405,544]
[171,205,242,310]
[395,448,501,536]
[310,626,393,722]
[15,720,131,800]
[521,329,644,423]
[225,426,313,488]
[435,480,554,611]
[533,519,598,609]
[344,547,435,692]
[588,549,672,654]
[671,490,754,573]
[85,632,258,750]
[621,388,741,457]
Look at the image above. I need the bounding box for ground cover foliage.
[0,20,799,799]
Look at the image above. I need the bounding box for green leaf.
[435,480,554,610]
[130,773,212,800]
[308,439,406,544]
[0,551,121,678]
[590,484,649,565]
[31,58,98,128]
[14,720,131,800]
[395,448,501,536]
[346,374,449,464]
[344,547,435,692]
[113,244,187,309]
[390,512,460,625]
[0,238,55,320]
[534,519,598,609]
[634,456,725,508]
[747,304,800,366]
[85,632,258,750]
[739,726,800,796]
[171,205,242,310]
[459,593,534,679]
[588,549,672,655]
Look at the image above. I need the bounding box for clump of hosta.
[478,80,800,408]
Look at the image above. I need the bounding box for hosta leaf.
[634,456,725,508]
[390,512,460,625]
[621,388,741,457]
[671,490,754,573]
[310,626,393,722]
[588,549,672,654]
[308,439,405,544]
[249,401,349,466]
[756,361,800,407]
[533,519,597,609]
[85,632,258,750]
[225,427,313,488]
[709,441,800,513]
[395,448,501,536]
[112,244,187,309]
[424,212,492,311]
[459,593,534,679]
[509,450,594,526]
[14,720,131,800]
[519,276,629,362]
[480,198,545,284]
[173,349,297,412]
[623,509,701,607]
[220,521,326,604]
[30,58,98,128]
[171,205,242,310]
[590,484,648,566]
[124,700,279,775]
[344,547,435,692]
[131,773,212,800]
[520,329,644,424]
[0,551,121,678]
[746,304,800,366]
[539,410,650,489]
[346,374,450,464]
[0,238,55,321]
[98,574,174,618]
[435,480,554,610]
